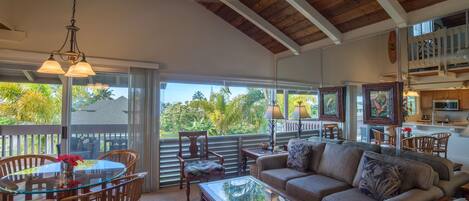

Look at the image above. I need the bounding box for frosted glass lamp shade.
[37,59,65,74]
[264,104,284,120]
[292,105,311,119]
[74,61,95,76]
[404,91,419,97]
[65,65,88,77]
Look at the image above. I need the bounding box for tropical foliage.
[160,87,270,137]
[0,82,115,125]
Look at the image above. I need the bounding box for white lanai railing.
[408,25,469,72]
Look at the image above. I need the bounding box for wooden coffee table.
[199,176,290,201]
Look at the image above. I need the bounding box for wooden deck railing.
[0,124,128,157]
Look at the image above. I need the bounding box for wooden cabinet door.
[447,90,459,99]
[433,90,448,100]
[459,90,469,110]
[420,91,434,109]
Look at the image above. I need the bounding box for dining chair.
[414,136,436,154]
[98,149,139,175]
[177,131,224,201]
[0,154,57,200]
[402,137,416,151]
[61,172,146,201]
[432,132,452,158]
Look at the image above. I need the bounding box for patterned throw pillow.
[287,140,311,172]
[358,156,402,201]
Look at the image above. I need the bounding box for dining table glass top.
[0,160,126,194]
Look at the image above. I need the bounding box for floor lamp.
[264,102,284,151]
[292,101,311,138]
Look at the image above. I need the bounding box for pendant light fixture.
[37,0,95,77]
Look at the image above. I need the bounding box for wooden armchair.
[177,131,224,201]
[432,132,451,158]
[61,172,146,201]
[98,149,139,175]
[414,136,436,154]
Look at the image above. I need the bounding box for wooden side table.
[240,148,286,176]
[460,182,469,200]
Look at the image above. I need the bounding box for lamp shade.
[292,104,311,119]
[404,90,419,97]
[264,104,284,120]
[37,59,65,74]
[74,61,96,76]
[65,65,89,77]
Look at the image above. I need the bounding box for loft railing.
[408,25,469,71]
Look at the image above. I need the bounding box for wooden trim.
[362,82,403,126]
[377,0,408,28]
[219,0,301,55]
[318,86,346,122]
[286,0,342,44]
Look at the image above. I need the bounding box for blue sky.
[109,83,248,103]
[161,83,246,103]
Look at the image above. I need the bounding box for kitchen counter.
[403,121,468,131]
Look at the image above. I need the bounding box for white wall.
[278,32,396,86]
[0,0,275,80]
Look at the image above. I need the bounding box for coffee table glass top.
[199,176,289,201]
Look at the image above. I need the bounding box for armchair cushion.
[183,160,224,178]
[260,168,312,190]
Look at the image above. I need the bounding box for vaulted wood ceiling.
[198,0,447,54]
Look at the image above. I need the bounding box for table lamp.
[264,102,284,151]
[292,101,311,138]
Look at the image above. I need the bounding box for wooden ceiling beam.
[286,0,342,44]
[377,0,408,28]
[220,0,301,55]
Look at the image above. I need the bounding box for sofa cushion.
[305,141,326,172]
[260,168,312,190]
[343,141,381,153]
[317,144,363,185]
[385,186,444,201]
[353,151,434,192]
[287,139,312,172]
[323,188,376,201]
[381,147,454,180]
[358,156,401,201]
[437,171,469,196]
[286,175,351,201]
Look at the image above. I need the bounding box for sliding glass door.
[68,72,129,159]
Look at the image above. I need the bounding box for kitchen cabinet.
[433,90,448,100]
[420,91,433,109]
[447,90,459,99]
[460,90,469,110]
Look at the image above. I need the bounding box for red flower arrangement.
[402,127,412,133]
[57,154,84,167]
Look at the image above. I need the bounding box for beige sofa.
[256,140,469,201]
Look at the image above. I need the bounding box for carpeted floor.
[141,184,201,201]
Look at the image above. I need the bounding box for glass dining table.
[0,160,126,200]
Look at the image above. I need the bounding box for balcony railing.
[0,120,321,188]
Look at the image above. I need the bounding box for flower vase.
[61,161,74,177]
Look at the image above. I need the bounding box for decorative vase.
[61,161,74,177]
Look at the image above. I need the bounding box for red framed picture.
[318,87,346,122]
[362,82,404,126]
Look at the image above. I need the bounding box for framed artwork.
[319,86,346,122]
[363,82,404,126]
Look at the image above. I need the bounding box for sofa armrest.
[256,153,288,172]
[437,171,469,197]
[385,186,444,201]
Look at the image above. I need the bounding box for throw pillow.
[358,156,402,201]
[287,139,311,172]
